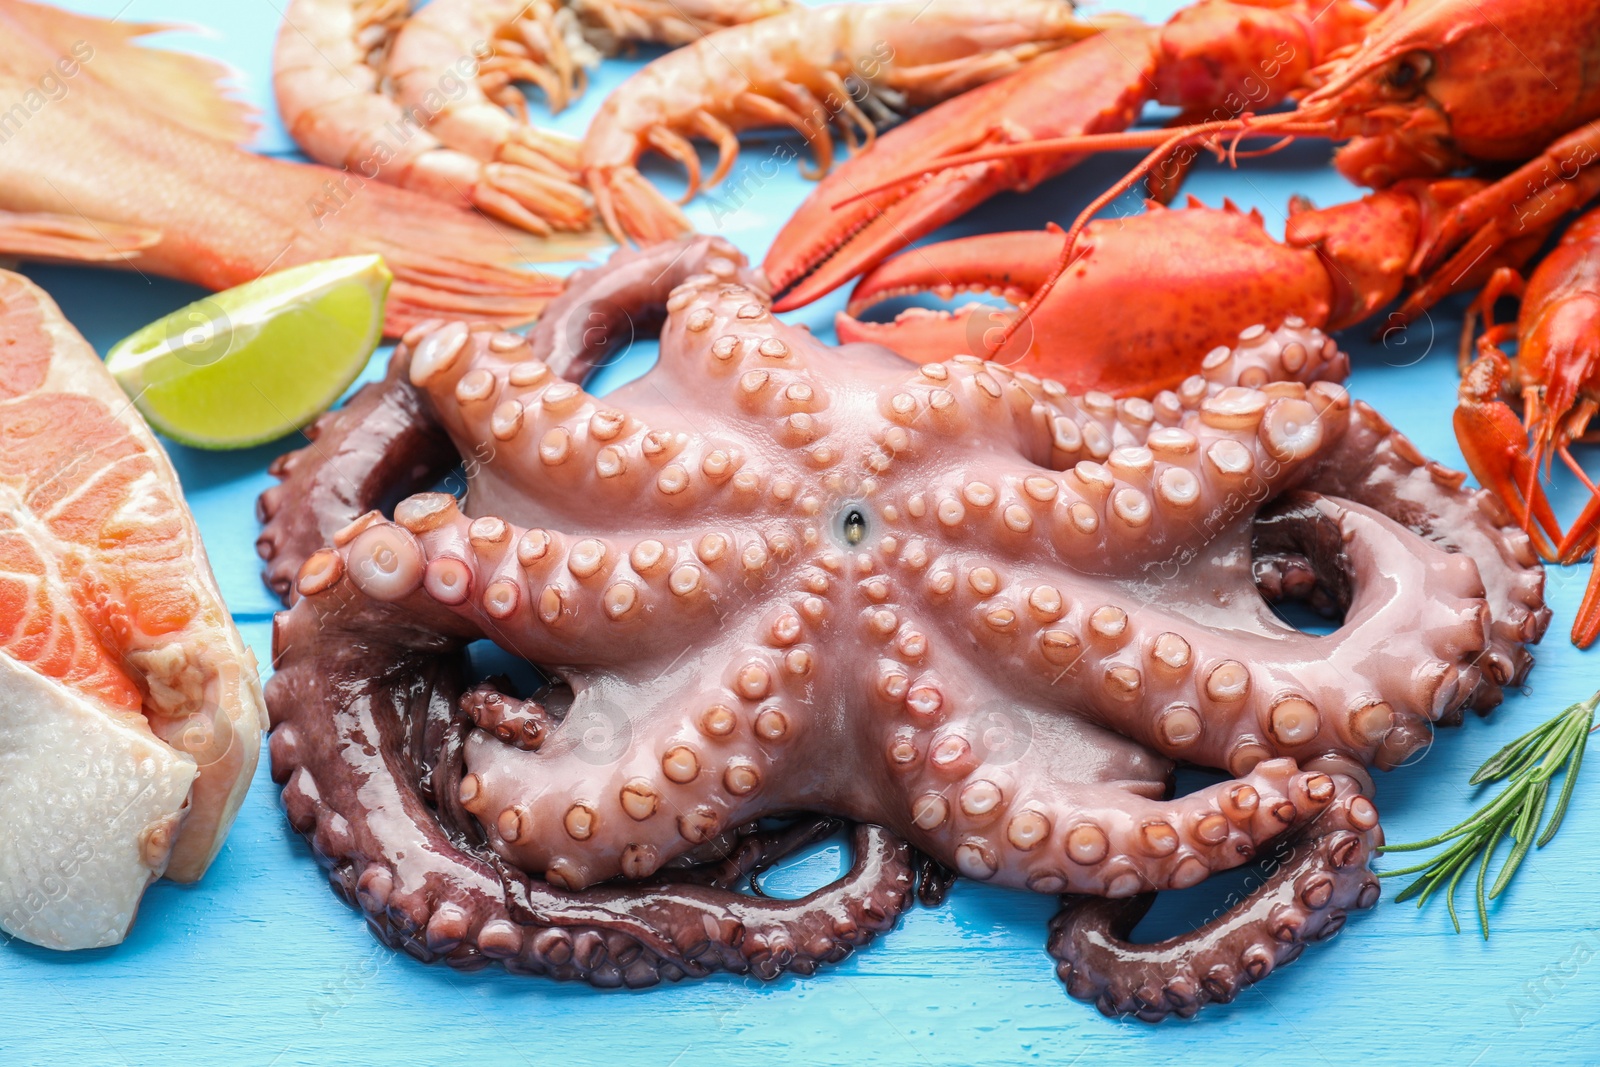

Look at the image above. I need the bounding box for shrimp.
[275,0,593,235]
[572,0,798,57]
[383,0,791,226]
[578,0,1106,244]
[0,0,584,336]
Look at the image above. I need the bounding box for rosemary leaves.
[1378,689,1598,938]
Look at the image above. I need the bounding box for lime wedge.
[106,255,392,449]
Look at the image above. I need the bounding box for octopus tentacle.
[461,678,553,751]
[1248,493,1491,764]
[255,338,458,603]
[658,816,843,892]
[269,585,913,986]
[410,316,816,536]
[519,823,915,980]
[1047,775,1381,1022]
[900,378,1346,576]
[878,324,1351,573]
[404,322,692,526]
[1174,321,1548,709]
[1302,401,1550,710]
[269,595,557,973]
[460,643,819,889]
[1044,321,1350,456]
[522,233,856,468]
[889,485,1488,777]
[907,755,1338,894]
[317,498,762,666]
[1184,319,1352,395]
[526,233,766,381]
[916,855,959,906]
[864,322,1348,481]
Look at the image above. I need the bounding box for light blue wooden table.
[5,2,1600,1064]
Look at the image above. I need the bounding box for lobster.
[820,0,1600,318]
[1457,205,1600,646]
[763,0,1378,310]
[834,181,1553,395]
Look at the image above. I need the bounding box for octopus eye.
[838,505,868,546]
[1386,51,1433,93]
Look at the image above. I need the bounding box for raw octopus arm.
[1302,402,1551,711]
[655,815,843,891]
[513,822,914,980]
[297,496,748,666]
[1160,320,1550,710]
[268,580,914,985]
[1048,775,1381,1021]
[960,490,1494,777]
[408,236,851,528]
[525,233,766,380]
[875,323,1351,579]
[256,343,458,604]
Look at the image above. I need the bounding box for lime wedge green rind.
[106,255,392,450]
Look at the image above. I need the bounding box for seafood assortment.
[257,237,1546,1016]
[0,272,265,949]
[277,0,792,236]
[765,0,1377,309]
[7,0,1599,1035]
[0,0,580,336]
[837,0,1600,599]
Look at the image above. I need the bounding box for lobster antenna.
[828,115,1335,211]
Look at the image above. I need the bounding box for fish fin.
[310,180,609,335]
[4,2,258,145]
[0,210,160,264]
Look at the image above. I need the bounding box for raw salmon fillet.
[0,271,266,950]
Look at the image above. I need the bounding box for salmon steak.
[0,271,265,950]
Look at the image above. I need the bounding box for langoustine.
[580,0,1107,243]
[258,236,1546,1018]
[274,0,593,235]
[277,0,795,236]
[388,0,794,132]
[0,0,577,336]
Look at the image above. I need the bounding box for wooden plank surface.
[4,2,1600,1064]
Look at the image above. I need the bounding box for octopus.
[257,235,1549,1019]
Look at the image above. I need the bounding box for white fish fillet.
[0,652,197,949]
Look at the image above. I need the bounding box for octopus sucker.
[1049,777,1383,1021]
[260,236,1547,1014]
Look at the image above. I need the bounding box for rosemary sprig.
[1377,689,1599,939]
